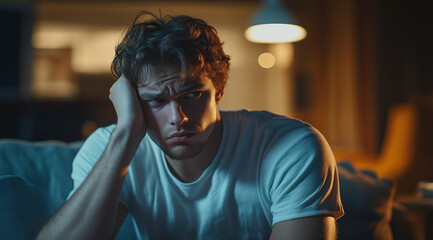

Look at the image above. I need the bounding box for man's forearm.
[37,126,142,240]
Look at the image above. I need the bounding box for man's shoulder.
[75,124,116,156]
[220,109,280,119]
[93,124,116,136]
[220,109,311,132]
[77,124,120,154]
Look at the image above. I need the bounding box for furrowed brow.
[139,92,166,100]
[139,83,206,100]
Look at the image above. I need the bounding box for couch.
[0,139,423,240]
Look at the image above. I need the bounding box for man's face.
[137,64,222,160]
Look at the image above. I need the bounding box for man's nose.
[169,101,188,127]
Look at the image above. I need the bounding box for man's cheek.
[146,111,167,136]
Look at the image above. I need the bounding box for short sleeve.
[259,125,344,225]
[67,125,129,205]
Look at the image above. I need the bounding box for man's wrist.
[113,122,146,145]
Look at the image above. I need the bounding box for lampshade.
[245,0,306,43]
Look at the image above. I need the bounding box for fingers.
[109,75,146,133]
[108,75,147,139]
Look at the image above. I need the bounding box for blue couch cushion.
[0,139,136,239]
[0,175,55,240]
[0,139,81,210]
[338,162,395,240]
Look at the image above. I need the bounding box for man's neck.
[165,118,223,183]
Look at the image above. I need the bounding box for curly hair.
[111,11,231,93]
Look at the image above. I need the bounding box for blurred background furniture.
[334,103,418,180]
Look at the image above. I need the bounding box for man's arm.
[111,202,129,239]
[269,216,337,240]
[37,76,145,240]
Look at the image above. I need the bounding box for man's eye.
[147,98,164,105]
[184,91,202,99]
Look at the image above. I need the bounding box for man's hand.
[109,75,146,137]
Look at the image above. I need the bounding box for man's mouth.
[167,131,195,142]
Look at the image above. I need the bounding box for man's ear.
[215,90,224,102]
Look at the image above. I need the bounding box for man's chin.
[164,145,202,161]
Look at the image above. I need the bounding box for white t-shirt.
[70,110,344,239]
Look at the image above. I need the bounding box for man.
[37,12,343,240]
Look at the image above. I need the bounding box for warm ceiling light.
[245,0,307,43]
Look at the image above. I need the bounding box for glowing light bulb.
[258,52,276,68]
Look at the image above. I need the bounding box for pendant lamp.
[245,0,306,43]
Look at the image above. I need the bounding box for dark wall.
[376,0,433,135]
[0,2,33,99]
[376,0,433,193]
